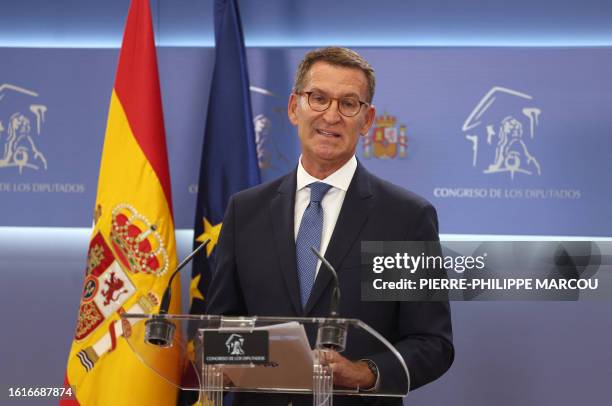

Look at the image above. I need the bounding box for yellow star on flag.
[189,273,204,307]
[196,217,222,257]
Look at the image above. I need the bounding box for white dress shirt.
[292,156,380,396]
[294,155,357,277]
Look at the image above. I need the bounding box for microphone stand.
[145,239,210,347]
[310,246,347,352]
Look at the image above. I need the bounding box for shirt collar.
[296,155,357,192]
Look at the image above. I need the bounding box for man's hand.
[318,350,376,389]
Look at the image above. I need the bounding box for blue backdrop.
[1,47,611,236]
[2,1,612,405]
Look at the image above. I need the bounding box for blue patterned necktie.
[296,182,332,308]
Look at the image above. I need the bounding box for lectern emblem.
[225,333,245,355]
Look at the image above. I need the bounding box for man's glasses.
[297,91,369,117]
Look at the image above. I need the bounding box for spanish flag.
[62,0,180,404]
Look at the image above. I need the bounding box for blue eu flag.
[180,2,259,403]
[189,0,260,318]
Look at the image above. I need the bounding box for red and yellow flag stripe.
[63,0,180,404]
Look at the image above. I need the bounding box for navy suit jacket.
[205,163,454,406]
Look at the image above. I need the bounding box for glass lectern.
[122,314,409,406]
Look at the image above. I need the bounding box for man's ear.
[287,93,299,126]
[360,104,376,136]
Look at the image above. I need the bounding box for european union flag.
[179,2,259,403]
[189,0,260,316]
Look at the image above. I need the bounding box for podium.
[122,314,409,406]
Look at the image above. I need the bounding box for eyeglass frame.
[296,90,370,117]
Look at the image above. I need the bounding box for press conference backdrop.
[2,48,612,404]
[2,48,611,234]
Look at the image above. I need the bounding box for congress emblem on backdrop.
[463,86,542,179]
[362,113,407,159]
[0,84,48,174]
[250,85,294,180]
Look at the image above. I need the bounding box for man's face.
[288,61,375,173]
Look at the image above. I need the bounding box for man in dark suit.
[206,47,453,405]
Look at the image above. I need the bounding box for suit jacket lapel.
[304,163,374,315]
[269,168,302,316]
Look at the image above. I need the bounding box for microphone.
[145,239,210,347]
[310,246,340,317]
[310,246,347,352]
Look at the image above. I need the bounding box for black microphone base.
[145,316,176,347]
[316,321,347,352]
